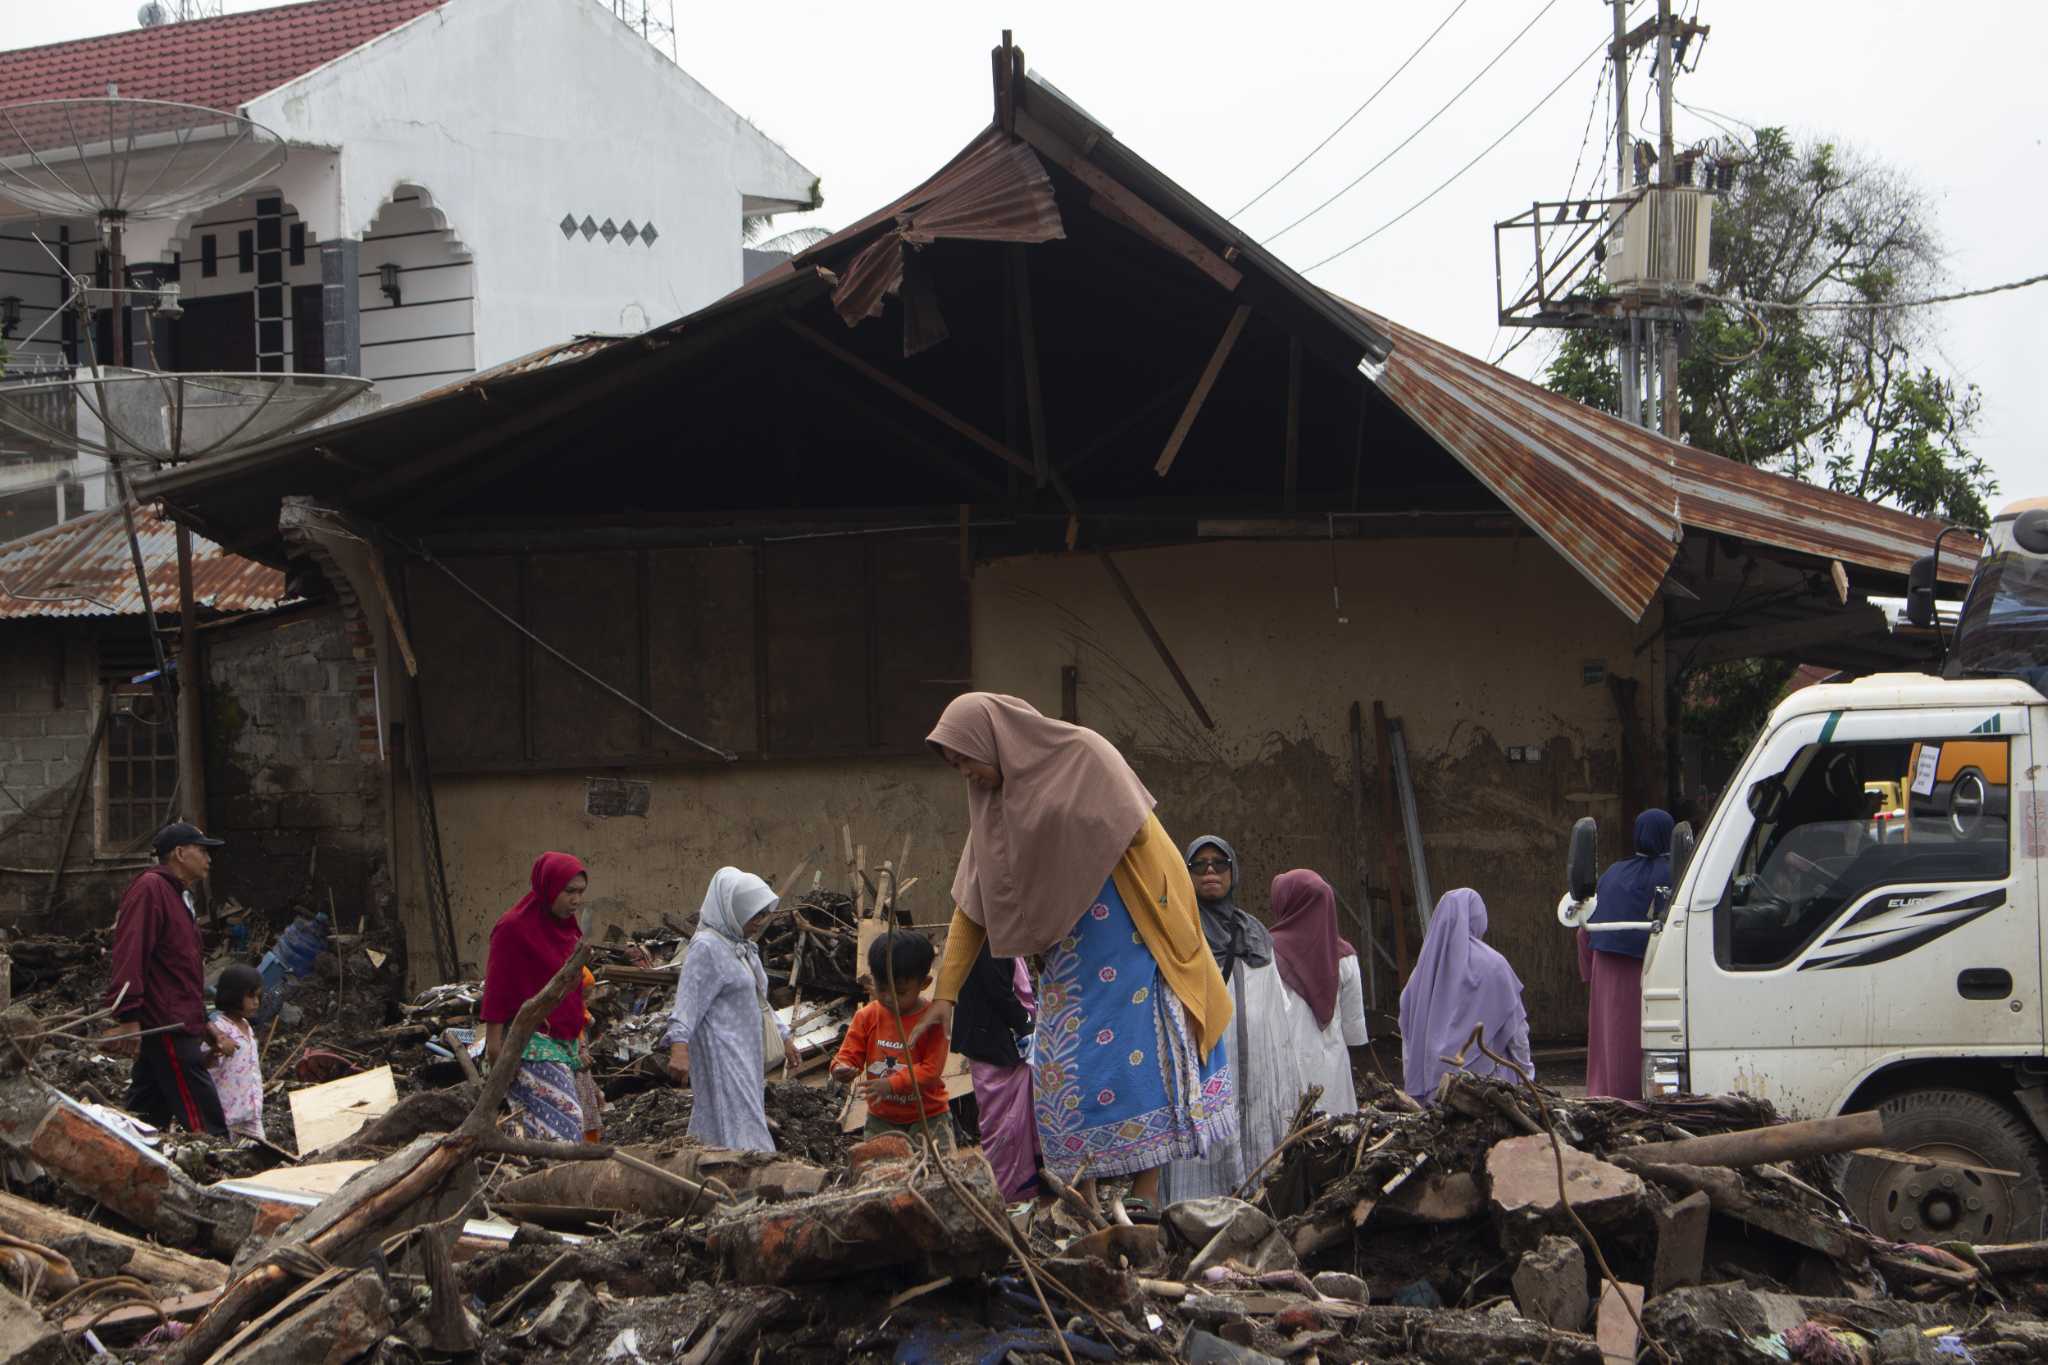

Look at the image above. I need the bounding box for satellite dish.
[138,2,169,27]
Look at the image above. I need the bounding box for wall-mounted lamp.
[0,295,20,339]
[153,281,183,320]
[378,262,402,307]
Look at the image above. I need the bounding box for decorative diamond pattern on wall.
[557,215,659,246]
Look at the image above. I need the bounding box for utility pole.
[1610,0,1639,427]
[1655,0,1682,438]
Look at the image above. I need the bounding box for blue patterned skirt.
[1032,878,1235,1180]
[508,1059,584,1143]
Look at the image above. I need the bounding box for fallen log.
[0,1190,229,1292]
[708,1146,1011,1285]
[1622,1111,1885,1169]
[0,1077,256,1255]
[496,1144,812,1216]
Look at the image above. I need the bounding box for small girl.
[206,963,266,1141]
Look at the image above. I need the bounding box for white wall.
[244,0,817,371]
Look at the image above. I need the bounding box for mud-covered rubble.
[10,919,2048,1362]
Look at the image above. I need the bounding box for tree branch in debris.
[166,944,596,1365]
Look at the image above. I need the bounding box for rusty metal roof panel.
[1342,301,1969,615]
[1355,308,1682,619]
[0,502,283,620]
[1672,448,1978,582]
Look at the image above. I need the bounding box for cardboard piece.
[288,1065,399,1152]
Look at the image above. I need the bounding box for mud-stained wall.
[428,760,968,977]
[974,538,1662,1041]
[417,536,1662,1039]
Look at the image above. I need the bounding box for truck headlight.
[1644,1050,1688,1100]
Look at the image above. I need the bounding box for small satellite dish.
[138,2,169,26]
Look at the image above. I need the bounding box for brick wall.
[205,604,389,929]
[0,625,152,930]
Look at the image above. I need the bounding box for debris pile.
[11,887,2048,1362]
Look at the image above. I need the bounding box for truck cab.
[1568,498,2048,1243]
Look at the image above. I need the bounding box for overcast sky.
[14,0,2043,506]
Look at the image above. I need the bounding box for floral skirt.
[1032,877,1234,1180]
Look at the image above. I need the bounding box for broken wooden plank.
[289,1065,399,1153]
[1014,108,1241,292]
[1153,303,1251,477]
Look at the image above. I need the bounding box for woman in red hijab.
[480,852,589,1141]
[1268,870,1370,1116]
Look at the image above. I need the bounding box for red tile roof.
[0,0,446,113]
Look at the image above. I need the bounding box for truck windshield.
[1948,547,2048,695]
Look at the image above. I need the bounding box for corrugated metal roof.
[1343,302,1975,619]
[0,0,445,112]
[0,501,283,620]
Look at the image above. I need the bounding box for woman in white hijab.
[665,867,798,1151]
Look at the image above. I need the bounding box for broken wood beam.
[0,1189,228,1293]
[785,321,1034,478]
[1624,1111,1885,1169]
[1014,108,1242,292]
[1097,551,1216,729]
[1153,303,1252,477]
[1010,244,1051,488]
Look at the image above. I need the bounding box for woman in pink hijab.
[1398,888,1532,1102]
[480,852,590,1141]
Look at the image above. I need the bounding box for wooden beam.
[1014,109,1242,293]
[1009,244,1051,489]
[785,321,1033,478]
[1372,700,1411,979]
[1097,551,1215,729]
[1283,336,1302,513]
[1154,304,1252,477]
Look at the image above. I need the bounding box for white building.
[0,0,816,537]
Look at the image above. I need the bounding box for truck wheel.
[1838,1089,2045,1243]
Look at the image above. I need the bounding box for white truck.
[1561,497,2048,1243]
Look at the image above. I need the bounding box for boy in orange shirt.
[833,931,954,1148]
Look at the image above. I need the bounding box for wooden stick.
[1627,1112,1886,1169]
[1153,303,1251,476]
[443,1029,480,1084]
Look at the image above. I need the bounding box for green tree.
[1546,128,1994,529]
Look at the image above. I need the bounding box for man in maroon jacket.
[106,822,232,1134]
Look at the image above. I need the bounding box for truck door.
[1685,703,2037,1119]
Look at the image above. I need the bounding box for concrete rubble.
[8,909,2048,1362]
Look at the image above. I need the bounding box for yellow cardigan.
[934,811,1232,1058]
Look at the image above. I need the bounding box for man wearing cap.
[105,822,233,1134]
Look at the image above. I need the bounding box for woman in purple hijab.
[1398,888,1532,1102]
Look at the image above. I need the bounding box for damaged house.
[133,39,1968,1039]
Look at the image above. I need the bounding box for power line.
[1264,0,1567,245]
[1231,0,1475,221]
[1696,272,2048,314]
[1304,17,1625,273]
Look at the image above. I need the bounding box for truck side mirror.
[1669,821,1696,902]
[1568,817,1600,902]
[1905,554,1937,629]
[2015,507,2048,554]
[1747,775,1785,823]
